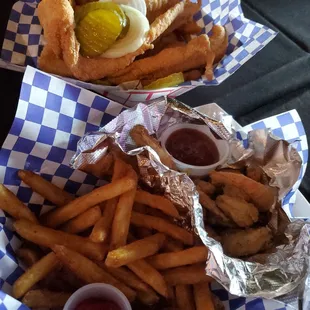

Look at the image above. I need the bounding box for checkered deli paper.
[0,66,308,310]
[0,0,277,106]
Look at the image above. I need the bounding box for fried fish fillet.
[209,171,275,212]
[38,0,188,81]
[209,25,228,63]
[197,188,232,225]
[146,0,180,23]
[130,125,176,170]
[216,195,259,228]
[109,35,214,84]
[221,227,272,257]
[223,185,250,202]
[38,45,73,78]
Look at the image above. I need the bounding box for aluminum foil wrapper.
[71,97,310,300]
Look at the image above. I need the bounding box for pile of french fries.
[0,154,219,309]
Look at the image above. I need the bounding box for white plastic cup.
[159,123,230,177]
[64,283,132,310]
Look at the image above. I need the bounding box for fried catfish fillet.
[209,171,275,212]
[109,35,214,84]
[221,227,272,257]
[37,0,189,81]
[216,195,259,228]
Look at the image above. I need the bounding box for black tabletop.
[1,0,310,201]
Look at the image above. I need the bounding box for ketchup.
[165,128,219,166]
[75,298,121,310]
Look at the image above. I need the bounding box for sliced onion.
[99,0,146,15]
[101,5,150,58]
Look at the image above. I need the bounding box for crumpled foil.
[71,97,310,301]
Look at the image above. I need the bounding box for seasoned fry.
[53,245,136,301]
[90,158,127,243]
[146,0,180,24]
[130,125,176,169]
[221,227,272,257]
[135,190,179,218]
[110,164,138,249]
[162,237,184,253]
[194,282,215,310]
[128,259,169,298]
[106,233,165,267]
[216,195,259,227]
[195,180,216,195]
[137,290,160,306]
[16,247,41,267]
[13,252,60,298]
[18,170,74,206]
[22,290,71,308]
[163,264,212,286]
[0,184,38,223]
[131,211,194,245]
[209,171,275,211]
[183,69,203,81]
[42,174,136,228]
[98,263,149,292]
[62,206,101,233]
[148,246,208,270]
[14,219,107,260]
[175,285,195,310]
[80,153,114,178]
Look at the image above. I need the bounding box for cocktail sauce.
[75,298,121,310]
[165,128,219,166]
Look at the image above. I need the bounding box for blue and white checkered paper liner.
[0,0,277,105]
[0,67,307,310]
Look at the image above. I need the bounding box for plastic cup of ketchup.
[63,283,132,310]
[160,123,230,177]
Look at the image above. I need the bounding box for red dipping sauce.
[75,298,121,310]
[165,128,219,166]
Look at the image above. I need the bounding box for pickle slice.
[76,9,123,57]
[75,2,126,28]
[144,73,185,90]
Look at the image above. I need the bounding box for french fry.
[16,247,41,267]
[62,206,101,234]
[110,164,138,249]
[90,158,127,243]
[131,211,194,245]
[175,285,195,310]
[13,252,60,298]
[130,125,176,169]
[80,152,114,178]
[98,262,160,306]
[106,233,166,267]
[135,190,180,218]
[128,259,168,298]
[14,219,107,260]
[194,282,215,310]
[98,263,149,292]
[0,184,38,223]
[163,264,213,286]
[22,290,71,308]
[148,246,208,270]
[42,174,136,228]
[53,245,136,302]
[162,237,184,253]
[18,170,74,206]
[137,289,160,306]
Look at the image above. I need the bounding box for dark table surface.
[1,0,310,201]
